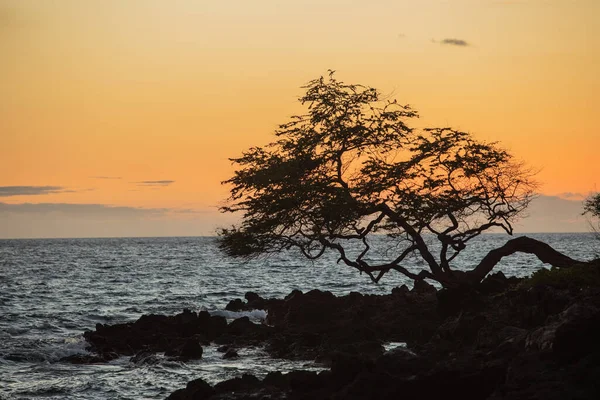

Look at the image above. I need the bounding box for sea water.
[0,234,598,399]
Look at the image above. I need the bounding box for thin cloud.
[91,176,122,180]
[0,202,169,217]
[0,186,67,197]
[556,192,587,201]
[439,38,470,47]
[135,180,175,187]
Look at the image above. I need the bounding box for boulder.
[222,348,239,359]
[166,377,215,400]
[179,338,203,360]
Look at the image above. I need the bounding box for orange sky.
[1,0,599,237]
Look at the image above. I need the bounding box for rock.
[179,339,203,359]
[549,303,600,363]
[83,309,228,358]
[227,316,256,335]
[222,348,239,359]
[245,291,261,303]
[392,284,410,296]
[376,347,426,376]
[263,371,287,389]
[214,374,260,394]
[213,334,235,345]
[130,351,160,365]
[216,345,230,353]
[412,279,437,294]
[475,324,527,352]
[225,298,244,311]
[435,312,487,345]
[287,370,321,392]
[175,308,198,324]
[479,271,515,294]
[436,287,483,317]
[166,377,215,400]
[284,289,303,301]
[330,352,374,385]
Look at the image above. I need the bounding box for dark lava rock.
[479,271,521,294]
[222,348,239,359]
[179,338,203,360]
[245,291,261,303]
[130,351,160,365]
[216,345,230,353]
[165,280,600,400]
[213,374,260,394]
[225,298,244,312]
[166,377,215,400]
[412,279,437,294]
[84,309,227,358]
[392,284,410,296]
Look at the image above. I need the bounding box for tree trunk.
[465,236,582,284]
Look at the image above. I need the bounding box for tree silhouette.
[584,192,600,235]
[218,72,579,287]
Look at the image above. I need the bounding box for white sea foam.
[383,342,407,352]
[210,309,268,322]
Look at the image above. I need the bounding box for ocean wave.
[1,336,89,363]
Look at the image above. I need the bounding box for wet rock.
[179,338,203,360]
[287,370,321,392]
[412,279,437,294]
[263,371,287,389]
[526,303,600,357]
[392,284,410,296]
[434,312,487,345]
[245,291,261,303]
[130,351,160,365]
[213,334,235,345]
[222,348,239,359]
[225,298,244,312]
[214,373,260,394]
[83,309,225,358]
[479,271,521,294]
[227,316,256,335]
[167,377,215,400]
[330,352,374,385]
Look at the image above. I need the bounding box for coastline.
[68,261,600,400]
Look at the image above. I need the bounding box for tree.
[584,193,600,218]
[584,192,600,235]
[218,72,580,288]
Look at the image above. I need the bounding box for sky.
[1,0,599,238]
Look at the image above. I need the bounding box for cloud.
[0,202,169,217]
[135,180,175,187]
[439,38,470,47]
[91,176,122,180]
[555,192,588,201]
[0,186,69,197]
[0,202,230,238]
[515,195,588,233]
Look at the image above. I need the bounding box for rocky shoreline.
[68,262,600,399]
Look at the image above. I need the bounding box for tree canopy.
[584,192,600,235]
[584,193,600,219]
[218,72,578,287]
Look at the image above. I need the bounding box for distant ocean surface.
[1,234,598,399]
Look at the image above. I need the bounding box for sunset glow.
[2,0,598,237]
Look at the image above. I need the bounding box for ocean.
[0,233,598,399]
